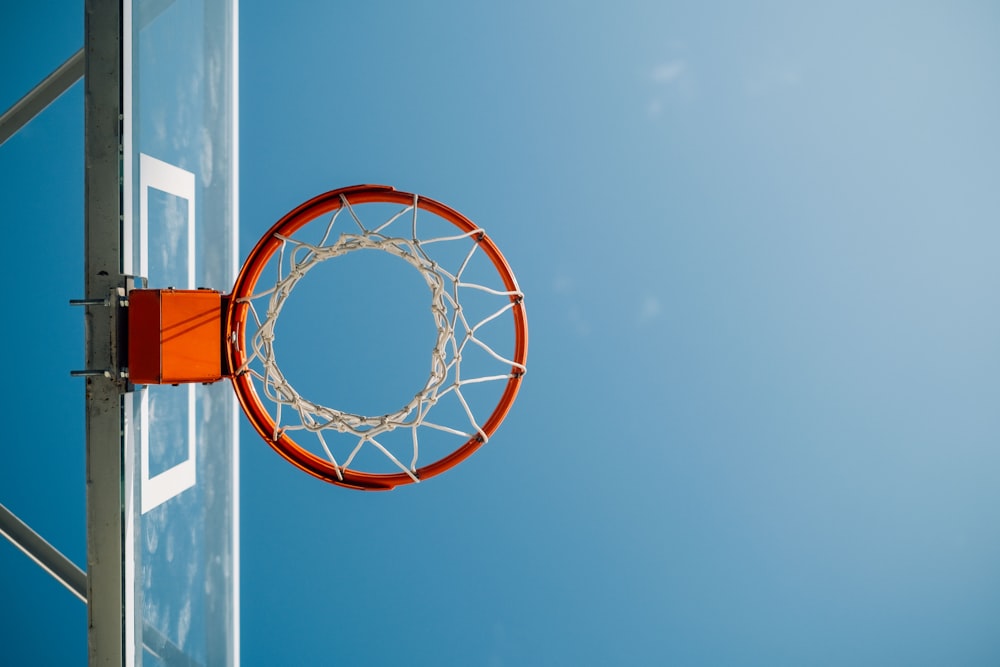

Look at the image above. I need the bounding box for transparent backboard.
[122,0,239,664]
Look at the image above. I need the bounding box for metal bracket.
[70,276,145,389]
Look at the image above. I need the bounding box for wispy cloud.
[651,60,686,84]
[646,59,692,117]
[638,295,662,324]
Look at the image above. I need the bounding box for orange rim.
[226,185,528,490]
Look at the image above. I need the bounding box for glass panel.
[124,0,239,663]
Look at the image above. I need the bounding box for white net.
[233,193,526,484]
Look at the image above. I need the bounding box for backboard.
[85,0,239,664]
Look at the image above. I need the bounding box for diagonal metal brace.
[0,48,84,147]
[0,502,87,602]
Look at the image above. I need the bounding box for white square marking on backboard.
[139,387,197,514]
[138,153,195,289]
[137,153,198,514]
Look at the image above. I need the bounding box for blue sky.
[4,1,1000,665]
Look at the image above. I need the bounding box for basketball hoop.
[128,185,527,490]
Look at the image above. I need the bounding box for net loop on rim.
[228,187,527,489]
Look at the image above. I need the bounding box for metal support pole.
[85,0,128,665]
[0,48,84,147]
